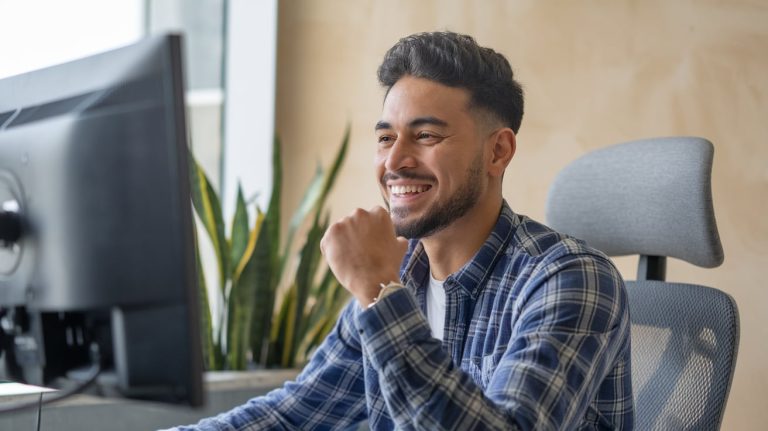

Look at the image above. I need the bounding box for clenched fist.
[320,206,409,308]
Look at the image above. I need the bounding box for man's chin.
[392,217,415,239]
[393,217,437,239]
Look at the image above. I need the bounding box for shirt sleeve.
[164,300,368,431]
[356,249,630,431]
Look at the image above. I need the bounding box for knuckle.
[327,222,340,235]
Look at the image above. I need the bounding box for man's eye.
[378,135,394,144]
[417,132,441,142]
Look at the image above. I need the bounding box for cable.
[35,392,42,431]
[0,360,101,415]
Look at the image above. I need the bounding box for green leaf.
[279,166,325,278]
[266,135,283,273]
[290,214,329,355]
[249,216,277,366]
[232,208,261,284]
[269,285,297,367]
[188,155,230,294]
[229,184,250,278]
[279,126,348,269]
[297,269,349,361]
[312,125,350,225]
[226,207,265,370]
[250,136,283,365]
[194,232,216,370]
[281,286,299,367]
[302,267,338,335]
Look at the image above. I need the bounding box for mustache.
[381,171,436,184]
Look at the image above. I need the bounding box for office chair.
[545,136,739,430]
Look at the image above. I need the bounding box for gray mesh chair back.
[545,137,739,430]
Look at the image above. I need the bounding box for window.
[0,0,143,79]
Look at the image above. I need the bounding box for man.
[172,31,633,430]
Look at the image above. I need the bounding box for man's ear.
[487,128,516,178]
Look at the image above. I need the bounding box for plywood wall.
[275,1,768,428]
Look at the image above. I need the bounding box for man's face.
[375,75,489,239]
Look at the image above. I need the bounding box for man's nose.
[384,138,417,172]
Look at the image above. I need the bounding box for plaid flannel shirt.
[172,201,633,430]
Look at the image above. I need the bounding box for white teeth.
[390,185,429,195]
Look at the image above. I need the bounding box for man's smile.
[389,184,432,196]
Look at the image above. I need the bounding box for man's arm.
[164,300,368,431]
[320,207,630,430]
[357,249,630,430]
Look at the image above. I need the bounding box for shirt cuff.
[355,287,433,370]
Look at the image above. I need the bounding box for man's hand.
[320,206,409,308]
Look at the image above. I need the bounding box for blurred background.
[1,1,765,429]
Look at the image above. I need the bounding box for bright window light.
[0,0,144,79]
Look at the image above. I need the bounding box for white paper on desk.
[0,382,56,397]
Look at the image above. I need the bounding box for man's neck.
[420,196,502,280]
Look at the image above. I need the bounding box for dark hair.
[377,31,524,134]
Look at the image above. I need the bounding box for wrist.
[363,281,404,309]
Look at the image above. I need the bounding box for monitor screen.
[0,34,203,406]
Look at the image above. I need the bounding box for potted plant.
[189,128,350,370]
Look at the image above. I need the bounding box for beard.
[384,153,483,239]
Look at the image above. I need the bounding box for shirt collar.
[400,200,519,298]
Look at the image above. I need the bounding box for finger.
[370,205,388,215]
[320,221,340,255]
[352,208,369,220]
[371,205,394,229]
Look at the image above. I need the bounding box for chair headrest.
[545,136,723,268]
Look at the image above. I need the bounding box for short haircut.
[377,31,524,134]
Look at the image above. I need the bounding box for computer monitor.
[0,34,204,407]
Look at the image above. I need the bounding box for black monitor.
[0,34,204,407]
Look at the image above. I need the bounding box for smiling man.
[170,31,633,431]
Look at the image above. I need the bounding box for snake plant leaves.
[190,128,349,370]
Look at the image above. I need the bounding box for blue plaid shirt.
[173,201,633,430]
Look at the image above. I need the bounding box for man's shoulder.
[509,214,582,256]
[502,214,628,324]
[505,213,616,272]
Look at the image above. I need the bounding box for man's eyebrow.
[409,116,448,128]
[374,120,391,131]
[374,116,448,131]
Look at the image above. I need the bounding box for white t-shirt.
[426,273,447,341]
